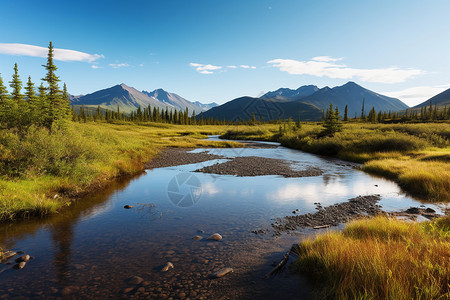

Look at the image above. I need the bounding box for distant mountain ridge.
[202,82,409,122]
[261,85,319,101]
[295,82,409,117]
[413,87,450,108]
[71,84,216,114]
[201,96,323,121]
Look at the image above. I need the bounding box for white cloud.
[139,63,144,67]
[190,62,257,74]
[91,65,102,69]
[0,43,104,63]
[384,84,450,106]
[311,56,343,62]
[189,62,222,74]
[240,65,256,69]
[109,63,129,68]
[267,57,423,84]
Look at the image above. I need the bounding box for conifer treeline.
[0,42,71,131]
[72,105,243,125]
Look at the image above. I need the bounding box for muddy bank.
[196,156,323,178]
[271,195,383,236]
[145,148,224,169]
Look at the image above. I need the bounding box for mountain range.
[70,84,217,114]
[70,82,450,121]
[202,82,409,122]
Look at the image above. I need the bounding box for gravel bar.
[145,148,224,169]
[195,156,323,177]
[271,195,383,236]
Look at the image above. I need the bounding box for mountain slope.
[413,87,450,108]
[261,85,319,101]
[71,84,215,114]
[200,96,323,121]
[296,82,408,117]
[142,89,208,114]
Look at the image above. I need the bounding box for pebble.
[207,233,222,241]
[127,276,143,285]
[209,267,233,278]
[0,251,16,261]
[123,287,134,294]
[192,235,203,240]
[14,262,26,269]
[162,262,174,272]
[15,255,30,263]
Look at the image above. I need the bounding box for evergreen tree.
[343,104,348,121]
[360,97,365,120]
[368,106,377,123]
[0,74,9,127]
[42,41,70,128]
[9,63,27,129]
[9,63,24,102]
[322,102,342,136]
[296,115,301,129]
[25,76,38,125]
[37,83,49,126]
[0,73,8,103]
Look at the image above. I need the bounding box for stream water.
[0,139,444,299]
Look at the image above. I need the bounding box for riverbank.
[293,215,450,299]
[0,122,240,222]
[221,122,450,201]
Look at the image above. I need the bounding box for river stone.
[15,255,30,263]
[124,205,134,209]
[192,235,203,240]
[0,251,16,262]
[207,233,222,241]
[208,267,233,279]
[162,262,174,272]
[14,262,26,269]
[127,276,143,285]
[123,287,134,294]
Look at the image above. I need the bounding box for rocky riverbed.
[145,148,225,169]
[196,156,323,177]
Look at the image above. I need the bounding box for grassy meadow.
[293,216,450,299]
[222,122,450,201]
[0,122,238,222]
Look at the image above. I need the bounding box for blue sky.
[1,0,449,106]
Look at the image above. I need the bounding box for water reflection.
[0,144,444,299]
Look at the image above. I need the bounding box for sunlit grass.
[221,122,450,201]
[293,216,450,299]
[0,122,239,222]
[363,159,450,201]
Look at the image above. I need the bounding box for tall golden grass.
[0,122,238,221]
[293,216,450,299]
[221,122,450,201]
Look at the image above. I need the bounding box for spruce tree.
[360,97,365,120]
[42,42,70,128]
[0,74,9,127]
[9,63,23,102]
[37,83,49,126]
[25,76,38,126]
[0,73,8,103]
[9,63,27,129]
[296,115,301,129]
[343,104,348,121]
[322,102,342,136]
